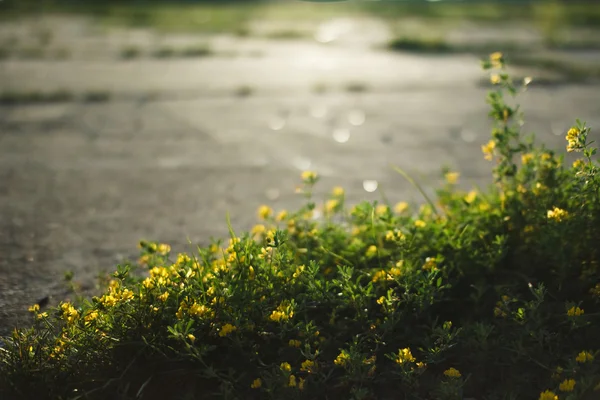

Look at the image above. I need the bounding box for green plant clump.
[1,55,600,400]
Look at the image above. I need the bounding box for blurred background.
[1,0,600,334]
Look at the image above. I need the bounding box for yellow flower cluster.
[414,219,426,228]
[250,378,262,389]
[395,348,416,364]
[482,140,496,161]
[280,362,292,372]
[257,205,273,220]
[61,303,79,325]
[547,207,569,222]
[575,350,594,363]
[443,367,461,378]
[567,306,584,317]
[559,378,576,392]
[394,201,409,214]
[218,323,237,337]
[422,257,437,272]
[566,127,581,152]
[301,170,317,183]
[334,350,351,367]
[288,339,301,348]
[269,301,294,322]
[490,51,503,68]
[301,359,316,373]
[539,390,558,400]
[445,172,459,184]
[464,190,477,204]
[365,245,378,258]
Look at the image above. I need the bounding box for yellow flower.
[276,210,288,221]
[251,224,266,237]
[157,243,171,255]
[377,296,386,305]
[547,207,568,222]
[445,172,460,184]
[573,159,585,169]
[372,270,387,282]
[187,334,196,343]
[219,323,237,337]
[443,367,461,378]
[280,362,292,372]
[334,350,350,367]
[567,306,584,317]
[414,220,426,228]
[60,303,79,324]
[416,361,426,369]
[539,390,558,400]
[250,378,262,389]
[395,348,416,364]
[490,74,501,85]
[301,170,317,182]
[257,205,273,220]
[325,199,339,213]
[385,230,396,241]
[375,204,388,216]
[464,190,477,204]
[521,153,534,165]
[394,201,409,214]
[158,292,169,302]
[301,359,316,373]
[288,374,297,387]
[332,186,344,196]
[576,351,594,363]
[28,304,40,313]
[482,140,496,161]
[490,51,503,66]
[37,311,49,320]
[298,377,305,390]
[559,378,576,392]
[84,310,98,322]
[365,245,378,258]
[289,339,301,348]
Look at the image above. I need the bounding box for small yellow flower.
[385,230,396,241]
[28,304,40,313]
[395,348,416,364]
[559,378,576,392]
[576,350,594,363]
[289,339,301,348]
[416,361,426,369]
[414,220,426,228]
[301,170,317,182]
[443,367,461,378]
[276,210,288,221]
[377,296,386,305]
[464,190,477,204]
[288,374,297,387]
[521,153,534,165]
[490,73,501,85]
[547,207,569,222]
[332,186,344,196]
[573,159,585,169]
[334,350,350,367]
[158,292,169,302]
[257,205,273,220]
[445,172,459,184]
[394,201,409,214]
[325,199,339,213]
[251,224,266,236]
[365,245,378,258]
[250,378,262,389]
[539,390,558,400]
[187,334,196,343]
[218,323,237,337]
[298,377,305,390]
[490,51,503,66]
[567,306,584,317]
[301,359,316,373]
[280,362,292,372]
[482,140,496,161]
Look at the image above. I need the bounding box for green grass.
[2,1,600,34]
[0,89,74,105]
